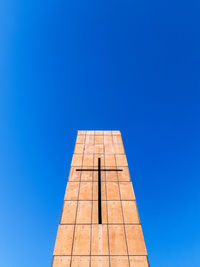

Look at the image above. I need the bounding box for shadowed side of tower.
[52,130,149,267]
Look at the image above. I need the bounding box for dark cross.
[76,158,122,224]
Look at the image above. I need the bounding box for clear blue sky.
[0,0,200,266]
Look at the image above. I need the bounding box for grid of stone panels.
[52,131,149,267]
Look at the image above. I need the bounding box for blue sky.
[0,0,200,266]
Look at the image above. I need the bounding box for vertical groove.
[104,132,111,267]
[112,133,131,267]
[89,132,95,267]
[69,133,85,267]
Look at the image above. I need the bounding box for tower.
[52,131,149,266]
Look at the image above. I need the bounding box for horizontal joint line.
[76,169,123,171]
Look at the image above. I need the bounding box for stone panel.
[104,135,113,144]
[53,225,74,255]
[119,182,135,200]
[110,256,129,267]
[76,135,85,144]
[68,167,81,182]
[76,201,92,224]
[74,144,84,154]
[52,256,71,267]
[65,182,79,200]
[85,135,94,144]
[105,155,116,167]
[104,144,115,154]
[106,182,120,200]
[114,144,124,154]
[116,154,128,167]
[105,170,118,181]
[71,256,90,267]
[84,144,94,154]
[125,225,147,255]
[118,167,130,181]
[129,256,149,267]
[91,256,109,267]
[95,135,104,144]
[81,171,93,181]
[73,225,91,255]
[94,144,104,153]
[71,154,83,166]
[79,182,92,200]
[113,135,122,144]
[109,225,127,255]
[83,154,93,167]
[122,201,139,224]
[91,225,109,255]
[61,201,77,224]
[107,201,123,224]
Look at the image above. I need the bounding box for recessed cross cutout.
[76,158,122,224]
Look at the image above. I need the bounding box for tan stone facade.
[52,131,149,267]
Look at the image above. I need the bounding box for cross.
[76,158,123,224]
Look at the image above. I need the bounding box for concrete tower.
[52,131,149,267]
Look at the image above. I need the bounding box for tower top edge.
[77,130,121,135]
